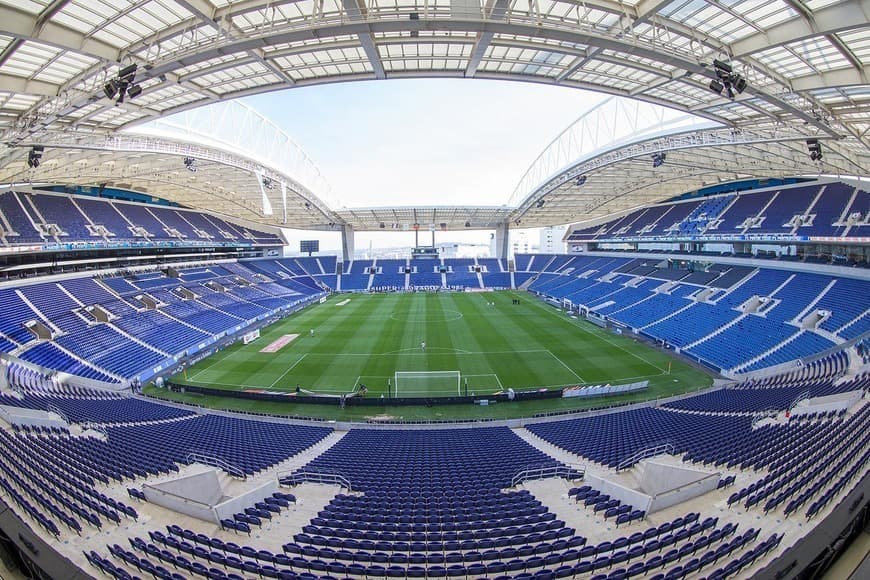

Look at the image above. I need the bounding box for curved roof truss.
[0,131,343,228]
[0,0,868,150]
[0,0,868,232]
[132,100,339,209]
[514,123,870,227]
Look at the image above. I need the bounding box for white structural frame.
[2,130,342,227]
[394,370,462,396]
[131,101,338,210]
[0,0,868,231]
[510,97,721,207]
[510,124,870,227]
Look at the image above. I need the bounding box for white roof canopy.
[0,0,868,229]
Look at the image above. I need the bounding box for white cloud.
[243,79,604,208]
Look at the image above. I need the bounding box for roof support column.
[341,224,355,264]
[342,0,386,79]
[495,221,509,261]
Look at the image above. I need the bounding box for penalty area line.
[557,308,667,373]
[547,350,586,383]
[187,349,247,380]
[268,354,307,389]
[527,296,668,374]
[194,380,274,390]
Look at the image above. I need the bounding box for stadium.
[0,1,868,579]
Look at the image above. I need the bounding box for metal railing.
[617,442,675,471]
[185,452,246,480]
[81,422,108,437]
[752,409,779,428]
[279,469,352,492]
[789,390,811,411]
[511,463,585,487]
[46,403,71,425]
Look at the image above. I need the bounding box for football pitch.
[173,291,712,402]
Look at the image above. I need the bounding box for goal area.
[394,371,461,396]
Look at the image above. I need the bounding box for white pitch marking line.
[192,380,271,390]
[381,347,473,355]
[547,350,586,383]
[268,354,307,388]
[549,304,668,373]
[188,349,248,380]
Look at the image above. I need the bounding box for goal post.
[393,371,461,397]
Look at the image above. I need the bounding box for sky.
[243,79,604,209]
[242,79,603,252]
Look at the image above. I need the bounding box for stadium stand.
[0,191,281,249]
[482,272,513,289]
[476,258,505,273]
[0,261,325,383]
[0,246,865,580]
[342,260,374,291]
[522,253,868,375]
[3,355,860,580]
[441,259,478,289]
[565,183,869,245]
[1,0,868,573]
[2,245,864,384]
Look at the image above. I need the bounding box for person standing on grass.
[421,341,426,352]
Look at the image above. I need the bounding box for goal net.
[394,371,461,396]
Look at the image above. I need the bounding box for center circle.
[391,309,463,323]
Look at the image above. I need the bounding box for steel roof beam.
[827,35,865,79]
[790,66,870,92]
[730,0,870,58]
[633,0,674,24]
[342,0,385,79]
[0,74,60,97]
[132,17,839,137]
[465,0,510,77]
[0,3,119,62]
[174,0,297,88]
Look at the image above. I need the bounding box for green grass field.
[162,291,714,419]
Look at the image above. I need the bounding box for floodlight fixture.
[806,139,823,162]
[27,146,44,168]
[709,59,747,99]
[118,64,138,82]
[103,79,120,100]
[102,63,143,104]
[712,59,732,74]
